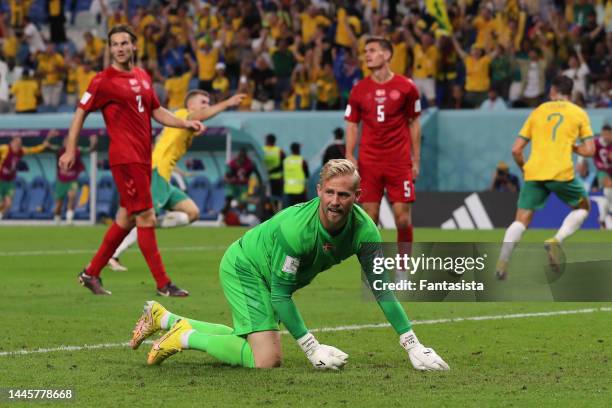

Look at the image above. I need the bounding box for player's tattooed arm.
[573,138,595,157]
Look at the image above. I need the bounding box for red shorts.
[111,163,153,214]
[358,162,415,204]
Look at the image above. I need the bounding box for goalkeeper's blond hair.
[319,159,361,189]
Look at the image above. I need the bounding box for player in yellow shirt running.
[108,91,245,271]
[496,75,595,280]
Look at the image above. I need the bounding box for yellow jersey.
[464,55,491,92]
[37,53,65,85]
[390,42,408,75]
[196,47,219,81]
[412,44,438,79]
[164,72,192,110]
[152,109,196,181]
[11,79,39,112]
[76,66,97,99]
[519,101,593,181]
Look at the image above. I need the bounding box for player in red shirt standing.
[344,37,422,248]
[60,25,205,296]
[593,124,612,228]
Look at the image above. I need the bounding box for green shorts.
[518,178,588,210]
[54,180,78,200]
[151,169,189,214]
[0,180,14,200]
[596,170,610,188]
[219,241,279,336]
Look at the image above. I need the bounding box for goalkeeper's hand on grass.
[297,333,348,370]
[400,330,450,371]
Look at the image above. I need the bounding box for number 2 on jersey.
[136,95,144,113]
[547,113,564,141]
[377,104,385,122]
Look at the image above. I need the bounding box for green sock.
[187,332,255,368]
[165,313,233,335]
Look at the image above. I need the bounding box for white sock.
[66,210,74,223]
[160,312,170,330]
[159,211,190,228]
[499,221,526,262]
[180,329,195,349]
[53,214,61,224]
[112,227,138,259]
[603,188,612,223]
[554,209,588,242]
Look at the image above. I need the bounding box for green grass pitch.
[1,226,611,407]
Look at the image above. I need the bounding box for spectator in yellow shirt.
[452,36,497,107]
[36,42,65,108]
[287,65,311,111]
[82,31,105,67]
[191,36,220,92]
[299,5,331,44]
[389,29,408,76]
[406,27,439,107]
[472,5,497,49]
[315,63,339,110]
[212,62,231,101]
[10,68,39,113]
[164,54,196,110]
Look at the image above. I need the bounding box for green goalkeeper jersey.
[238,197,412,339]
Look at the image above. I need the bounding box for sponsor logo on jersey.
[376,89,386,96]
[131,86,142,93]
[390,90,401,100]
[282,256,300,274]
[375,97,386,104]
[129,79,138,86]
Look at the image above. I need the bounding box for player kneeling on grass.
[496,75,595,279]
[130,159,449,370]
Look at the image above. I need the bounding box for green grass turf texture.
[1,227,610,407]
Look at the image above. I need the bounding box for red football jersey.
[594,137,612,176]
[79,66,160,167]
[344,74,420,165]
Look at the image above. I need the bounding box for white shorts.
[414,78,436,101]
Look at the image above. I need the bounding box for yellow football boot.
[130,301,168,350]
[147,319,193,365]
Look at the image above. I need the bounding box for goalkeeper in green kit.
[130,159,449,371]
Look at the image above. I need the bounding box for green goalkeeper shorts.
[151,169,189,214]
[518,178,588,210]
[219,241,280,337]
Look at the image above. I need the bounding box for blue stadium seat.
[27,176,53,219]
[201,179,225,220]
[96,176,116,219]
[6,177,29,219]
[187,176,211,219]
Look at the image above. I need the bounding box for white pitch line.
[0,246,228,257]
[1,307,610,357]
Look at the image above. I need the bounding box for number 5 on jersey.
[136,95,144,112]
[377,104,385,122]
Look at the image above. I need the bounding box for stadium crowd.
[0,0,611,113]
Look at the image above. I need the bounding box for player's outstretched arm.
[345,121,359,166]
[152,106,206,135]
[271,274,348,370]
[59,108,88,170]
[189,93,247,122]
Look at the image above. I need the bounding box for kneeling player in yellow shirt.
[496,75,595,279]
